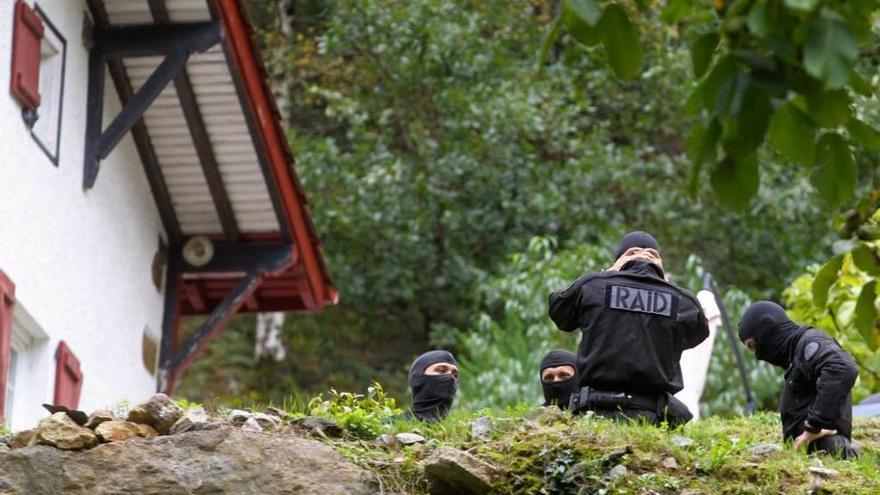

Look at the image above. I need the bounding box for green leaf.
[691,32,720,78]
[854,279,878,350]
[710,153,759,210]
[562,0,601,46]
[689,56,738,114]
[599,4,643,81]
[811,133,856,208]
[686,119,721,196]
[850,72,874,96]
[662,0,693,23]
[847,118,880,152]
[812,254,844,307]
[806,90,852,128]
[537,15,563,75]
[747,1,770,37]
[721,85,771,154]
[852,244,880,275]
[783,0,821,12]
[804,13,859,89]
[767,102,817,164]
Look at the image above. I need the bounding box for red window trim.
[10,0,44,111]
[0,270,16,424]
[53,340,83,410]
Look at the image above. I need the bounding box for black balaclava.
[540,349,579,410]
[408,350,458,421]
[614,231,661,259]
[738,301,806,368]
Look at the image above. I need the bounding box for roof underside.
[92,0,334,314]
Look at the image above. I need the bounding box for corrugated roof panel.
[122,56,224,236]
[103,0,153,25]
[188,49,280,233]
[166,0,211,22]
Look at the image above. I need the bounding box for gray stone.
[168,408,210,435]
[94,421,140,443]
[661,456,678,469]
[264,406,286,418]
[606,464,628,480]
[808,466,839,478]
[228,409,252,425]
[378,434,398,448]
[0,426,376,494]
[471,416,492,440]
[424,447,499,495]
[292,417,343,437]
[84,410,116,430]
[34,413,98,450]
[395,432,426,445]
[747,443,783,456]
[251,413,281,431]
[670,435,694,448]
[126,393,183,434]
[241,416,263,432]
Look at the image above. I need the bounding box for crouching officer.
[539,349,579,410]
[548,231,708,425]
[739,301,858,459]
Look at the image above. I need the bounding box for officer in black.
[539,349,579,410]
[406,350,459,422]
[548,231,708,424]
[739,301,858,458]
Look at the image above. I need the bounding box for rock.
[228,409,252,425]
[135,424,158,438]
[471,417,491,440]
[747,443,783,456]
[33,413,98,450]
[671,435,694,448]
[42,404,89,426]
[291,417,343,437]
[251,413,281,431]
[378,434,399,448]
[808,466,839,478]
[9,430,35,449]
[0,426,376,494]
[661,456,678,469]
[0,444,8,454]
[424,447,499,495]
[606,464,628,480]
[84,410,116,430]
[168,408,210,435]
[241,416,263,432]
[126,393,183,434]
[264,406,286,418]
[395,432,426,445]
[94,421,140,443]
[534,406,566,424]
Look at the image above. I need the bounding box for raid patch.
[605,284,678,317]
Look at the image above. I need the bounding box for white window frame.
[5,302,51,432]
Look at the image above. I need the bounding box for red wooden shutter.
[54,341,83,409]
[10,0,44,111]
[0,270,15,424]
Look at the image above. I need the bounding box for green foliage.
[307,383,402,439]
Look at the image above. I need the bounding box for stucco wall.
[0,0,166,430]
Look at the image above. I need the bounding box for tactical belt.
[569,386,662,414]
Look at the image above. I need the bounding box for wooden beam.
[152,1,239,242]
[85,0,182,245]
[92,22,221,58]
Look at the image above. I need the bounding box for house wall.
[0,0,166,430]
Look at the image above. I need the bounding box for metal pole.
[705,273,757,415]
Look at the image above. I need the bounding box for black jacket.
[548,261,709,395]
[781,328,858,441]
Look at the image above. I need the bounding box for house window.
[3,349,16,426]
[30,5,67,165]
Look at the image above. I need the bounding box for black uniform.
[549,259,709,422]
[739,301,858,459]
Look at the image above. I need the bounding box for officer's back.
[548,232,709,420]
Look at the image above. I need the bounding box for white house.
[0,0,336,432]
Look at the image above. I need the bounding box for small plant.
[0,424,11,436]
[112,399,131,419]
[307,382,402,439]
[175,398,203,410]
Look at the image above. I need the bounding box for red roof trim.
[216,0,337,307]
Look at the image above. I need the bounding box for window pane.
[4,349,17,426]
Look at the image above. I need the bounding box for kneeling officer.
[739,301,858,458]
[548,232,708,424]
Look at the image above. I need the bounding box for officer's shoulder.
[663,279,702,307]
[796,328,841,362]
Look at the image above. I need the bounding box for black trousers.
[809,434,857,459]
